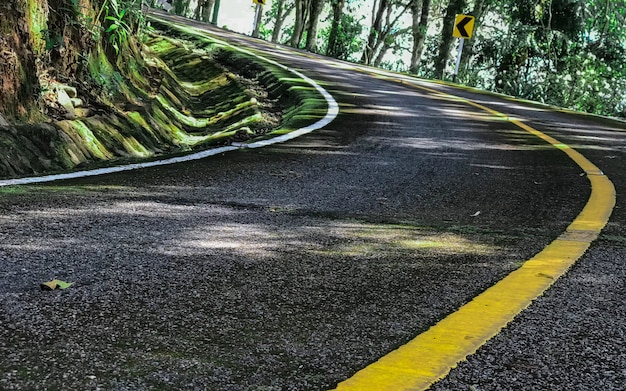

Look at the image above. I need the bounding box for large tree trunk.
[304,0,325,52]
[0,0,43,122]
[1,0,105,122]
[195,0,215,22]
[326,0,346,56]
[409,0,431,74]
[434,0,467,79]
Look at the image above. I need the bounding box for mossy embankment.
[0,20,329,180]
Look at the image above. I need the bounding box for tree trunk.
[373,41,390,67]
[459,0,490,74]
[361,0,389,65]
[290,0,310,48]
[211,0,220,24]
[434,0,467,79]
[194,1,201,20]
[271,0,286,42]
[326,0,345,56]
[173,0,190,15]
[304,0,325,52]
[196,0,215,22]
[409,0,431,74]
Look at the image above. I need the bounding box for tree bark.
[361,0,389,64]
[409,0,430,73]
[271,0,286,42]
[373,41,391,67]
[304,0,325,52]
[211,0,220,24]
[326,0,346,56]
[434,0,467,79]
[290,0,310,48]
[195,0,215,22]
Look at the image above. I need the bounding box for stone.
[70,98,84,108]
[0,112,9,127]
[57,88,76,119]
[63,86,78,98]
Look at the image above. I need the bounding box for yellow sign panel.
[253,0,266,5]
[453,14,475,39]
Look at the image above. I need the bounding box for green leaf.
[40,279,74,291]
[56,280,74,290]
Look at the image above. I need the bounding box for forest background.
[1,0,624,125]
[170,0,626,119]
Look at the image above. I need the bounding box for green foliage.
[41,29,64,51]
[443,0,626,118]
[321,13,364,60]
[99,0,145,54]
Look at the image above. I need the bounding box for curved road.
[0,14,624,390]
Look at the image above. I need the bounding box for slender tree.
[194,0,215,23]
[290,0,311,47]
[434,0,467,79]
[361,0,389,64]
[271,0,295,43]
[327,0,346,56]
[372,26,411,67]
[409,0,431,73]
[458,0,491,74]
[361,0,414,65]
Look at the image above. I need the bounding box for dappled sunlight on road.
[160,219,502,261]
[0,186,521,289]
[368,135,548,152]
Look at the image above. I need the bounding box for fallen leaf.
[40,279,74,291]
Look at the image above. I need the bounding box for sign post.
[251,0,266,38]
[452,14,475,83]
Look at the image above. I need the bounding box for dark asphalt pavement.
[1,14,624,390]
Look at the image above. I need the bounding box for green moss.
[1,15,333,179]
[88,48,116,88]
[121,136,152,158]
[70,121,114,160]
[25,0,48,54]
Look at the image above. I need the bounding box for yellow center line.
[332,79,616,391]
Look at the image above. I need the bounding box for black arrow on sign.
[456,16,472,38]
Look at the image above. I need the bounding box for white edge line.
[0,20,339,187]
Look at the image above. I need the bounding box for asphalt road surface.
[1,14,624,391]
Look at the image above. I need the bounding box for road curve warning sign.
[253,0,266,5]
[453,14,475,39]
